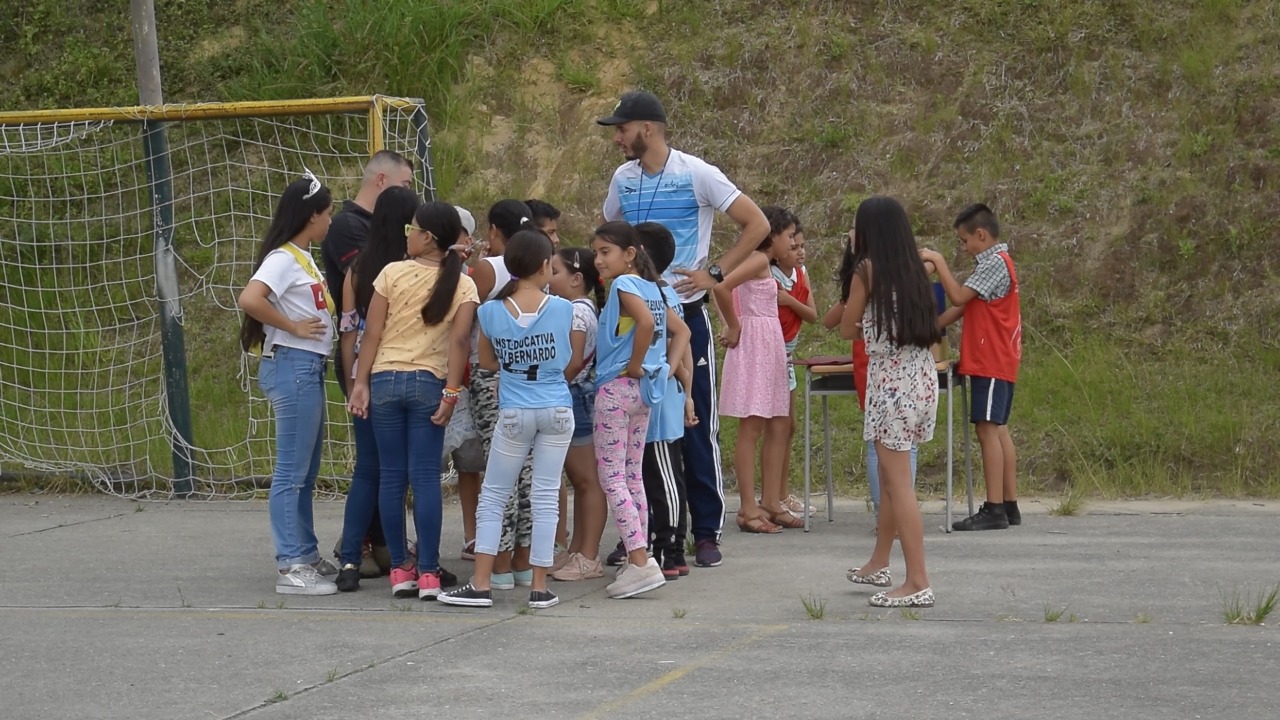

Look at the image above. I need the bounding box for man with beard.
[598,91,769,568]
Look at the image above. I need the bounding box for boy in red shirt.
[920,203,1022,531]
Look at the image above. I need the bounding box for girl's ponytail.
[415,202,466,326]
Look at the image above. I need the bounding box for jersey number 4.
[502,362,540,381]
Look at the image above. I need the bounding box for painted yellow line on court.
[578,623,789,720]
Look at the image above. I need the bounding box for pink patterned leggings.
[594,377,652,553]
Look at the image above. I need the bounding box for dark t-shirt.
[321,199,374,313]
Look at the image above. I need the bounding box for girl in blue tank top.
[439,230,573,611]
[590,221,690,600]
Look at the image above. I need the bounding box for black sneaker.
[335,563,361,592]
[438,582,493,608]
[660,553,680,580]
[528,589,559,609]
[1004,501,1022,526]
[669,552,690,576]
[437,564,458,588]
[952,502,1010,531]
[605,541,627,567]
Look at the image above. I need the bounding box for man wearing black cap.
[599,90,770,569]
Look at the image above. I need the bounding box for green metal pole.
[142,120,195,495]
[133,0,193,496]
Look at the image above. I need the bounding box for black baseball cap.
[596,91,667,126]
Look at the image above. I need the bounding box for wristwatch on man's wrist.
[707,263,724,283]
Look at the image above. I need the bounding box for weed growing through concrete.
[800,593,827,620]
[672,607,687,619]
[899,608,923,621]
[267,690,287,704]
[516,606,532,615]
[274,600,286,610]
[326,667,339,683]
[133,503,145,513]
[1049,486,1085,516]
[1043,604,1068,622]
[256,600,266,609]
[390,602,414,612]
[1067,614,1080,623]
[1134,613,1152,624]
[1222,583,1279,625]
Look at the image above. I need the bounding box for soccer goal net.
[0,96,435,499]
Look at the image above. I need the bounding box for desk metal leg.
[823,396,834,522]
[803,369,811,532]
[946,367,954,532]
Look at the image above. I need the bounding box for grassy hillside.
[2,0,1278,497]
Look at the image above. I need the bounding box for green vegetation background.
[2,0,1277,497]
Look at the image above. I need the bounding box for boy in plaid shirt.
[921,204,1023,531]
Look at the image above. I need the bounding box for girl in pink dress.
[713,221,797,533]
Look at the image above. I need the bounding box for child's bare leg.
[564,445,605,561]
[555,482,569,550]
[877,441,929,595]
[975,421,1005,504]
[735,418,766,518]
[459,471,480,546]
[760,416,791,513]
[859,482,895,573]
[998,425,1017,501]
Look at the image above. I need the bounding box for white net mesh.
[0,98,434,499]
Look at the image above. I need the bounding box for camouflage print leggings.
[469,366,533,552]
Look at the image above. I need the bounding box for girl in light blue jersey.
[439,230,574,611]
[591,221,691,600]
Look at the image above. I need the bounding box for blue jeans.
[258,346,327,570]
[338,414,380,566]
[867,439,918,515]
[370,370,445,573]
[476,406,573,567]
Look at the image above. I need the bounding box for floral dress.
[862,304,937,451]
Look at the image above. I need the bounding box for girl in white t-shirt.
[238,175,337,597]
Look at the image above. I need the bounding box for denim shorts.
[569,381,595,446]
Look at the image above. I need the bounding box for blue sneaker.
[491,572,516,590]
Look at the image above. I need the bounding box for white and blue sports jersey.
[647,285,686,443]
[603,149,741,302]
[478,295,573,409]
[596,274,668,387]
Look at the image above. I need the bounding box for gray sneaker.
[606,558,666,599]
[277,564,338,596]
[311,558,340,578]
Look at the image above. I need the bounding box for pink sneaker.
[551,552,604,581]
[417,571,441,601]
[390,567,418,598]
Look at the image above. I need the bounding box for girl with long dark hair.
[332,186,419,591]
[840,196,940,608]
[237,174,337,595]
[347,202,478,600]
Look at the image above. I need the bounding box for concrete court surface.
[1,494,1278,720]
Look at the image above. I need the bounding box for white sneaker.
[276,563,338,596]
[606,558,666,599]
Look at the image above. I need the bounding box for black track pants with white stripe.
[642,438,687,559]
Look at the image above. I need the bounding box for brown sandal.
[736,512,782,534]
[768,509,805,529]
